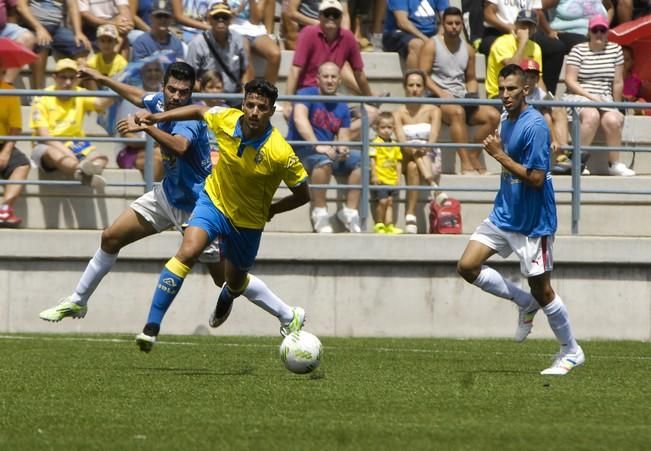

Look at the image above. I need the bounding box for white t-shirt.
[484,0,543,27]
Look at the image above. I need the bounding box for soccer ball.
[279,331,322,374]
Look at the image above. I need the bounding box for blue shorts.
[297,149,362,176]
[37,25,87,56]
[0,23,30,41]
[188,191,262,271]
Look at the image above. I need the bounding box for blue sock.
[146,258,190,328]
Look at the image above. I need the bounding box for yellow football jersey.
[203,108,308,229]
[29,86,99,138]
[370,136,402,186]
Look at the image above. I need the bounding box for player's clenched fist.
[482,131,503,159]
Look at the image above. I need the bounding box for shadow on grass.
[133,367,256,377]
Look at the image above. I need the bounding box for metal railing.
[1,89,651,234]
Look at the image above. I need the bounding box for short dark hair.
[244,78,278,106]
[442,6,462,19]
[499,64,525,82]
[199,69,224,89]
[164,61,196,87]
[403,68,426,87]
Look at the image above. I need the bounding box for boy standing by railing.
[370,112,402,235]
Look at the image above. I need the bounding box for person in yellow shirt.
[370,112,403,235]
[29,58,110,189]
[84,24,128,90]
[120,79,311,352]
[485,10,544,100]
[0,63,30,227]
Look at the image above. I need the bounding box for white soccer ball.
[279,331,322,374]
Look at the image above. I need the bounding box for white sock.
[71,248,118,305]
[542,295,578,354]
[243,274,293,323]
[473,266,539,310]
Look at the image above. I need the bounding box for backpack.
[429,198,462,234]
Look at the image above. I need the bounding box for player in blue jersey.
[124,79,311,352]
[457,64,584,376]
[39,62,224,322]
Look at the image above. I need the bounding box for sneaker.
[608,162,635,176]
[405,214,418,234]
[39,296,87,322]
[514,305,538,343]
[79,158,103,176]
[0,205,22,228]
[208,292,234,328]
[135,333,156,353]
[311,208,333,233]
[540,346,585,375]
[280,306,306,337]
[374,222,386,234]
[370,33,383,52]
[385,224,403,234]
[337,208,361,233]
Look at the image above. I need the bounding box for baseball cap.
[54,58,79,73]
[96,24,119,40]
[319,0,344,12]
[588,15,609,30]
[208,0,232,16]
[519,59,540,73]
[515,9,538,25]
[151,0,172,16]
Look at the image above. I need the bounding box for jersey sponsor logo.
[286,155,300,169]
[254,150,265,164]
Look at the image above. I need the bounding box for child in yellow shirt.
[85,24,128,90]
[370,112,403,234]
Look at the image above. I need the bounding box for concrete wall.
[2,230,650,340]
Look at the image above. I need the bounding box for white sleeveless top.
[402,123,431,144]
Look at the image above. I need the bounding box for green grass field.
[1,335,649,451]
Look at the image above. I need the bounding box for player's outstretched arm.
[145,105,209,124]
[77,67,146,107]
[267,182,310,221]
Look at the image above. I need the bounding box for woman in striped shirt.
[563,14,635,176]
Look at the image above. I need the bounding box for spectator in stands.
[370,111,403,234]
[170,0,210,44]
[462,0,484,47]
[419,6,500,175]
[394,69,447,234]
[132,0,185,61]
[78,0,134,56]
[285,0,379,137]
[479,2,566,96]
[485,10,545,100]
[0,63,30,227]
[545,0,609,51]
[622,45,650,115]
[29,59,109,189]
[227,0,281,83]
[129,0,151,41]
[368,0,386,51]
[383,0,447,69]
[286,61,362,233]
[0,0,36,85]
[186,1,249,104]
[282,0,351,50]
[86,25,128,82]
[563,15,635,176]
[16,0,91,89]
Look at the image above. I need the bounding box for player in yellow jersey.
[122,79,311,352]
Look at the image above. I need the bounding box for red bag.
[429,198,462,234]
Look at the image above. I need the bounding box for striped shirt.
[566,42,623,98]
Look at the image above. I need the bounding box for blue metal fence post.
[144,134,154,192]
[359,102,370,229]
[571,107,581,235]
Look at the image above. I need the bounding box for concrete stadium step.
[6,169,651,236]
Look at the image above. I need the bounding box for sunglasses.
[591,27,608,34]
[211,13,231,22]
[321,9,342,20]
